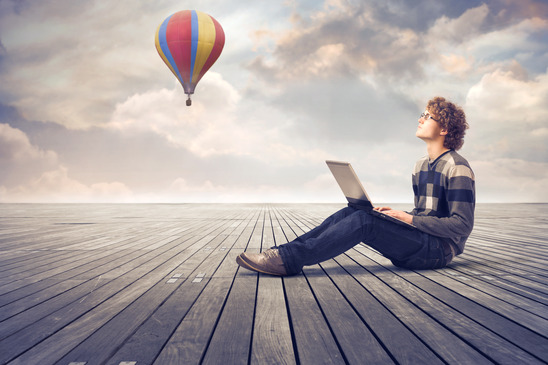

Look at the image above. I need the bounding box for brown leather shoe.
[236,249,287,276]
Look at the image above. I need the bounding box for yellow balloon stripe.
[192,11,216,83]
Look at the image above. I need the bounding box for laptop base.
[347,203,416,229]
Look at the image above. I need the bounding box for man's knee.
[333,206,358,220]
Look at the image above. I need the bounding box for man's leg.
[237,207,446,275]
[278,211,446,274]
[289,206,359,244]
[277,208,375,274]
[236,206,357,276]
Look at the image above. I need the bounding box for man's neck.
[426,141,450,161]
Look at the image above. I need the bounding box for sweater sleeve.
[412,164,475,250]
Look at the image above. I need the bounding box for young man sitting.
[236,96,475,276]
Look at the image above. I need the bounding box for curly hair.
[427,96,468,151]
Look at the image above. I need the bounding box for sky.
[0,0,547,204]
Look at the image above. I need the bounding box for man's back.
[411,150,475,254]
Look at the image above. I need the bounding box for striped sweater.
[411,150,475,255]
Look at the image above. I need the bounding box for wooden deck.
[0,203,547,365]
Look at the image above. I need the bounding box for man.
[236,96,475,276]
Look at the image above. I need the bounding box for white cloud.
[0,124,133,203]
[466,16,548,62]
[109,73,250,157]
[467,67,548,123]
[169,177,225,194]
[472,158,548,202]
[429,4,489,44]
[246,1,425,83]
[0,123,59,187]
[0,123,57,164]
[108,72,332,164]
[0,2,169,129]
[0,166,133,203]
[1,1,547,203]
[165,176,282,203]
[465,66,548,161]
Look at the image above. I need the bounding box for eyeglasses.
[420,112,437,121]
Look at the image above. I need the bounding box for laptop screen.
[326,160,373,208]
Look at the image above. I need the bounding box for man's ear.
[440,128,448,136]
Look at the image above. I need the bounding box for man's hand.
[374,207,413,224]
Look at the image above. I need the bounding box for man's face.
[416,109,445,141]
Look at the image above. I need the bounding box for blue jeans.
[277,206,449,275]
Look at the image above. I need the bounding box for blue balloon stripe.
[190,10,199,85]
[158,15,184,85]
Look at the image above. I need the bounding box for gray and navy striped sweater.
[411,150,475,255]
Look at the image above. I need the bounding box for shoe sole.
[236,253,285,276]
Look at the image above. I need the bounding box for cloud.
[0,122,57,163]
[465,66,548,161]
[0,123,58,186]
[0,2,169,128]
[0,122,133,203]
[0,1,547,203]
[472,158,548,202]
[428,4,489,45]
[0,165,133,203]
[108,72,335,165]
[467,67,548,122]
[108,72,247,157]
[166,172,342,203]
[247,1,426,83]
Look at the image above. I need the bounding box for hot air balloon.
[155,10,225,106]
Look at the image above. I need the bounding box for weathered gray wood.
[58,214,250,365]
[201,215,261,365]
[249,210,296,365]
[271,207,346,365]
[1,208,250,364]
[0,203,546,364]
[346,248,545,364]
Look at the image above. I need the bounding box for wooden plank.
[105,209,260,365]
[200,214,262,365]
[0,203,547,365]
[444,261,548,304]
[250,275,296,365]
[58,213,252,365]
[200,258,257,365]
[270,207,345,365]
[0,235,173,306]
[352,246,548,363]
[303,264,394,364]
[332,253,491,365]
[0,223,209,323]
[152,240,254,363]
[428,267,548,319]
[276,207,395,363]
[281,274,346,364]
[1,210,250,364]
[321,258,445,364]
[249,209,296,365]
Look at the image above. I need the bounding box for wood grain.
[0,203,546,364]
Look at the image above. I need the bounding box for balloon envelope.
[155,10,225,97]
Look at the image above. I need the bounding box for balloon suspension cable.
[186,94,192,106]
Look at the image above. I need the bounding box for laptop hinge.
[347,199,373,211]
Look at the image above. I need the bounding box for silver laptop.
[326,160,416,228]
